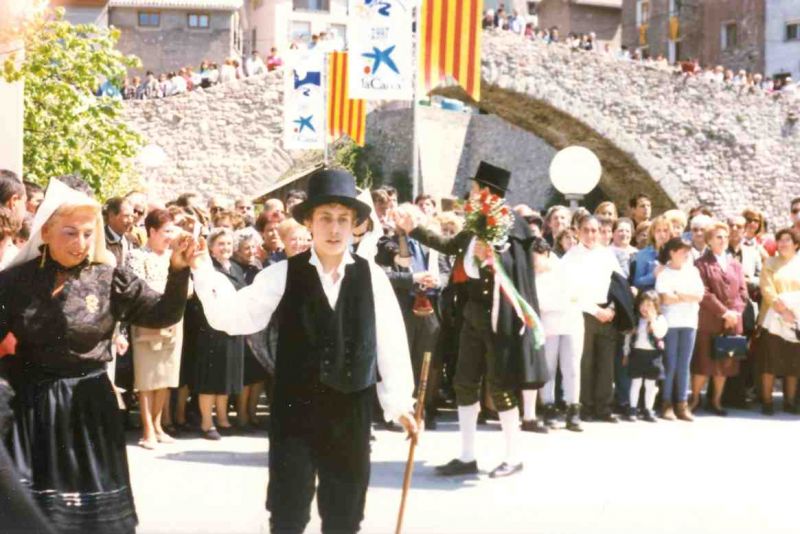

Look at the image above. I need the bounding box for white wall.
[765,0,800,79]
[248,0,347,54]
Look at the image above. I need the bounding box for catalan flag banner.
[419,0,483,101]
[328,51,367,146]
[347,0,413,100]
[283,50,325,150]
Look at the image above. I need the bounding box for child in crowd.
[624,290,668,422]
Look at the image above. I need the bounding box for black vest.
[274,251,378,395]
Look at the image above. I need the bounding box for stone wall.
[481,30,800,225]
[122,71,294,201]
[122,30,800,225]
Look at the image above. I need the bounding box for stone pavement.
[128,409,799,534]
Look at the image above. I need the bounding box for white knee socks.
[522,390,537,422]
[457,402,480,463]
[630,378,658,412]
[498,408,521,466]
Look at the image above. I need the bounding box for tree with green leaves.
[1,8,142,198]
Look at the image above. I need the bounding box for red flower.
[465,202,473,213]
[481,204,491,215]
[487,216,497,226]
[501,207,509,216]
[490,194,499,203]
[480,190,489,202]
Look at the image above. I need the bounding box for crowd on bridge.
[2,164,800,532]
[485,3,799,97]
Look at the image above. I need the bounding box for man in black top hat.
[395,161,549,479]
[191,168,417,533]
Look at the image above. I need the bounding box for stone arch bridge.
[124,31,800,223]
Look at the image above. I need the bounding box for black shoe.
[217,425,236,436]
[543,404,558,430]
[762,403,775,416]
[642,410,658,423]
[202,428,222,441]
[579,408,594,422]
[435,459,479,477]
[424,414,438,431]
[488,462,523,479]
[708,405,728,417]
[597,413,619,423]
[566,404,583,432]
[623,408,638,422]
[521,419,549,434]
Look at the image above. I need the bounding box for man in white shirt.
[245,51,267,77]
[562,215,624,422]
[190,169,416,533]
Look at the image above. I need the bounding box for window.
[293,0,330,11]
[636,0,651,26]
[289,20,312,43]
[787,22,800,42]
[138,11,160,27]
[722,22,738,50]
[188,13,210,29]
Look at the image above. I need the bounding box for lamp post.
[548,145,602,210]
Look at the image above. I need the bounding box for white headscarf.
[353,188,383,263]
[8,178,116,269]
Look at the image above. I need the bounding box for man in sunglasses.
[125,190,149,248]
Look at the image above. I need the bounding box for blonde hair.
[277,218,307,243]
[647,215,671,248]
[436,211,464,233]
[594,201,618,220]
[663,209,688,231]
[704,221,729,243]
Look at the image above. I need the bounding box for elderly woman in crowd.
[277,218,311,258]
[757,228,800,414]
[633,215,671,292]
[230,229,271,430]
[189,227,245,439]
[610,217,637,279]
[127,208,186,448]
[656,237,705,421]
[688,214,713,260]
[0,178,192,533]
[689,222,748,416]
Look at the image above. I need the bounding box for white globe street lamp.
[549,146,602,210]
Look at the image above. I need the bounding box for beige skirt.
[132,321,184,391]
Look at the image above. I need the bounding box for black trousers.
[403,305,441,409]
[454,302,517,411]
[580,313,617,416]
[267,386,372,534]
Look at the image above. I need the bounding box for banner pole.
[323,51,330,167]
[411,4,420,199]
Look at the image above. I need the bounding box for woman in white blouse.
[534,238,585,431]
[655,237,704,421]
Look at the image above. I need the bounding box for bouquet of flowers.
[463,189,514,246]
[463,190,545,349]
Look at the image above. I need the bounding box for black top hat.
[473,161,511,195]
[292,168,372,224]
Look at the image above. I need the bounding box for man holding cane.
[189,168,417,534]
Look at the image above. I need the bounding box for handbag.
[712,335,748,360]
[742,300,757,336]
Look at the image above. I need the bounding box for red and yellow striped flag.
[327,51,366,146]
[419,0,483,101]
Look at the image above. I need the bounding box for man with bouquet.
[395,161,549,478]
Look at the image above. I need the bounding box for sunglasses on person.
[210,206,225,214]
[133,208,145,216]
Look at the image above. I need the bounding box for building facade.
[622,0,800,79]
[246,0,348,55]
[765,0,800,80]
[108,0,244,75]
[533,0,622,46]
[52,0,110,26]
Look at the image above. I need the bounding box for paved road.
[128,408,799,534]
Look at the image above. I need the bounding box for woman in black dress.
[230,230,270,430]
[0,178,194,534]
[190,227,245,440]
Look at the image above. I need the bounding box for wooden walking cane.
[395,351,432,534]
